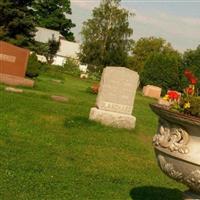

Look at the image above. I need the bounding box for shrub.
[88,71,101,81]
[141,51,183,94]
[63,58,80,77]
[26,53,41,78]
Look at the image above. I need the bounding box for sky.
[69,0,200,53]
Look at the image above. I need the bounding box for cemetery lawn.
[0,74,185,200]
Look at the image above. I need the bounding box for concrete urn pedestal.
[150,104,200,200]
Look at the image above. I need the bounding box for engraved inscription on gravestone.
[0,54,16,63]
[0,41,34,87]
[0,41,29,77]
[96,67,139,115]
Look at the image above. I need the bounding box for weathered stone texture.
[89,66,139,129]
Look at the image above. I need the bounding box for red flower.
[184,69,192,78]
[167,90,180,101]
[184,69,198,85]
[185,87,194,95]
[190,77,198,85]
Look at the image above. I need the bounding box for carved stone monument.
[89,67,139,129]
[150,103,200,199]
[0,41,34,87]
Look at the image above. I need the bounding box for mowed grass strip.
[0,74,185,200]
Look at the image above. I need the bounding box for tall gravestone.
[0,41,34,87]
[89,67,139,129]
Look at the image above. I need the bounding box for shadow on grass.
[130,186,182,200]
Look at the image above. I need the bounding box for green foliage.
[79,0,134,70]
[26,53,52,78]
[188,96,200,117]
[180,96,200,117]
[33,0,75,41]
[88,71,101,81]
[141,51,183,94]
[46,37,60,64]
[0,0,36,47]
[26,53,41,78]
[183,45,200,89]
[63,58,80,77]
[128,37,175,74]
[33,37,60,64]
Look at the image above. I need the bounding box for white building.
[53,39,80,66]
[34,27,81,66]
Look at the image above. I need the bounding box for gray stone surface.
[96,67,139,115]
[89,66,139,129]
[89,107,136,129]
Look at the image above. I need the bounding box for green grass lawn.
[0,73,186,200]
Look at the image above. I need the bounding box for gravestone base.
[89,107,136,129]
[0,73,34,87]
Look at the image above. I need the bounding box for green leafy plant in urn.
[150,69,200,199]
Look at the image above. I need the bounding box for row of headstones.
[0,41,162,130]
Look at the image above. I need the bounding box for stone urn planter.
[150,103,200,199]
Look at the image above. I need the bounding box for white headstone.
[89,66,139,129]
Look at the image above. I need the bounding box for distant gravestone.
[89,67,139,129]
[142,85,161,99]
[51,95,69,103]
[5,87,23,93]
[0,41,34,87]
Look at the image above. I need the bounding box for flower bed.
[161,69,199,118]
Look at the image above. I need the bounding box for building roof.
[35,27,80,59]
[57,39,80,59]
[35,27,62,43]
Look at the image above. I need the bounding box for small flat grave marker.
[51,95,68,103]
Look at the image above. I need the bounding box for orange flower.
[91,83,99,94]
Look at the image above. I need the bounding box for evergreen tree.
[0,0,36,47]
[79,0,133,69]
[33,0,75,41]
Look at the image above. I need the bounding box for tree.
[34,36,60,64]
[79,0,133,70]
[141,50,183,94]
[33,0,75,41]
[0,0,36,47]
[128,37,174,74]
[183,45,200,89]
